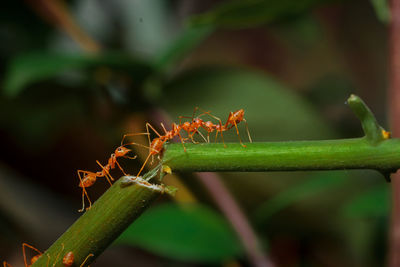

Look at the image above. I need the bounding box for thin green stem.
[28,94,394,266]
[162,138,400,176]
[162,94,396,179]
[31,175,166,267]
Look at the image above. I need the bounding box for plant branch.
[31,173,167,267]
[162,138,400,175]
[196,172,274,267]
[347,94,389,145]
[162,94,396,180]
[151,108,274,267]
[26,0,101,53]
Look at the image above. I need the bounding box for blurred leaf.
[118,0,175,57]
[3,52,153,97]
[0,92,83,149]
[190,0,336,28]
[370,0,390,23]
[341,184,390,218]
[161,66,337,219]
[273,15,322,50]
[154,25,214,70]
[253,171,347,223]
[162,66,335,142]
[117,203,242,263]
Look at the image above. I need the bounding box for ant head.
[115,146,131,156]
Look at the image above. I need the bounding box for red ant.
[121,123,184,179]
[22,243,46,267]
[44,243,94,267]
[52,244,93,267]
[2,243,93,267]
[180,107,252,147]
[77,144,137,212]
[2,243,49,267]
[122,108,252,179]
[62,251,74,266]
[62,252,93,267]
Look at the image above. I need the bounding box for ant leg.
[219,130,227,147]
[146,122,162,137]
[233,121,246,147]
[198,131,207,142]
[192,106,200,120]
[114,159,128,176]
[213,120,227,148]
[160,123,169,135]
[120,140,158,167]
[243,118,252,143]
[120,132,150,146]
[52,243,64,267]
[188,132,199,144]
[96,161,113,185]
[146,123,162,164]
[178,106,200,123]
[77,170,91,212]
[176,131,187,152]
[3,261,12,267]
[80,253,94,267]
[122,140,156,164]
[136,152,152,178]
[197,109,225,145]
[194,107,219,121]
[22,243,41,267]
[195,108,213,119]
[123,141,152,150]
[224,112,233,129]
[190,129,207,143]
[45,252,50,267]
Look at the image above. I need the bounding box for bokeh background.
[0,0,391,266]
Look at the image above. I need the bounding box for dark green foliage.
[0,1,391,266]
[190,0,338,28]
[118,203,243,263]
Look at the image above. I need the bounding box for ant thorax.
[193,118,203,125]
[203,121,214,131]
[182,121,191,131]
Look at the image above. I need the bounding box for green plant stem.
[347,94,386,145]
[32,176,165,267]
[162,138,400,175]
[162,94,396,177]
[29,94,392,266]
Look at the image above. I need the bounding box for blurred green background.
[0,0,391,266]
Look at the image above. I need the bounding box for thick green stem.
[162,138,400,176]
[29,94,393,266]
[162,94,395,180]
[32,175,165,267]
